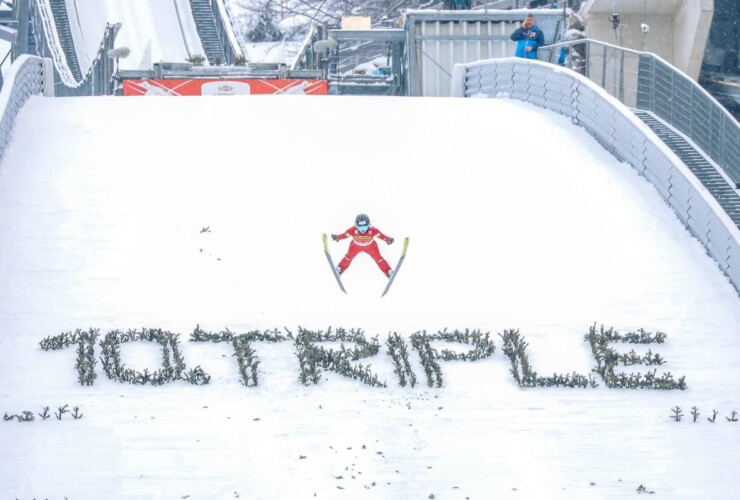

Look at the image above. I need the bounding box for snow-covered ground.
[242,40,302,65]
[1,94,740,499]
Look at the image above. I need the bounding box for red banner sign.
[123,79,328,96]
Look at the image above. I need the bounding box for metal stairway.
[189,0,226,65]
[48,0,82,81]
[634,109,740,229]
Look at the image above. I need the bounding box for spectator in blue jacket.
[510,14,545,59]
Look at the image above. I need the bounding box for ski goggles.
[356,223,369,232]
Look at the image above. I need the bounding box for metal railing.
[26,0,119,96]
[540,38,740,189]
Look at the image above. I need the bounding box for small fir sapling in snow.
[410,332,443,388]
[643,349,665,365]
[18,411,35,422]
[40,328,99,386]
[636,484,655,494]
[232,336,260,387]
[585,324,683,389]
[189,325,288,343]
[71,406,83,420]
[427,328,496,361]
[296,338,322,385]
[55,404,70,420]
[708,409,719,423]
[501,329,596,388]
[187,54,206,66]
[100,328,211,385]
[386,333,419,387]
[386,333,415,387]
[691,406,700,422]
[38,406,50,420]
[619,349,642,366]
[294,327,385,388]
[500,330,523,385]
[77,340,98,386]
[619,349,665,366]
[410,328,496,387]
[727,410,738,422]
[670,406,683,422]
[184,366,211,385]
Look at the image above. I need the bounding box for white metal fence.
[452,57,740,295]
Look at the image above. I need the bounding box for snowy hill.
[1,94,740,499]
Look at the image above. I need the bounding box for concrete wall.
[673,0,714,79]
[581,0,713,80]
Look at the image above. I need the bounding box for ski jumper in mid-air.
[332,214,395,277]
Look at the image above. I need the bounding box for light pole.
[609,0,620,97]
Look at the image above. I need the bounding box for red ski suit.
[335,226,392,276]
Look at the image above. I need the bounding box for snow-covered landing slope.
[1,95,739,499]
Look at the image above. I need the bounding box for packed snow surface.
[1,94,740,499]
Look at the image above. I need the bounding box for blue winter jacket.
[510,24,545,59]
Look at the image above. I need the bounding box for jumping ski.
[381,237,409,297]
[322,233,346,294]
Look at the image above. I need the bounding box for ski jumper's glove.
[387,237,394,245]
[331,234,339,241]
